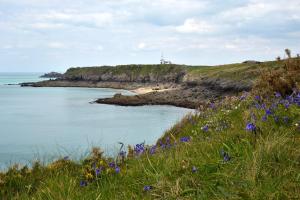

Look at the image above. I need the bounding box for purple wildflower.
[149,145,157,155]
[192,166,197,173]
[202,125,209,132]
[180,136,190,143]
[143,185,152,191]
[275,92,282,98]
[262,115,267,122]
[223,153,231,162]
[166,137,172,148]
[115,166,120,174]
[159,140,166,149]
[246,122,256,131]
[220,149,231,162]
[265,109,272,115]
[284,102,290,109]
[109,162,115,168]
[80,180,87,187]
[134,143,145,155]
[255,95,261,101]
[95,168,101,176]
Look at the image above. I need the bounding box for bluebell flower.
[192,166,197,173]
[202,125,209,132]
[262,115,267,122]
[284,102,290,109]
[246,122,256,131]
[95,168,101,176]
[275,92,282,98]
[109,162,115,168]
[223,153,231,162]
[255,95,261,101]
[134,143,145,155]
[180,136,190,143]
[80,180,87,187]
[159,140,166,149]
[143,185,152,191]
[265,109,272,115]
[115,166,120,174]
[220,149,231,162]
[149,145,157,155]
[165,137,172,148]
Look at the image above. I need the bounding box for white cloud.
[38,11,116,28]
[176,18,214,34]
[220,0,300,22]
[137,42,146,49]
[47,42,66,49]
[30,22,65,29]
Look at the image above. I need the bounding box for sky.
[0,0,299,72]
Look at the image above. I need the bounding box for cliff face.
[63,65,187,83]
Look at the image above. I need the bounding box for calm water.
[0,73,191,168]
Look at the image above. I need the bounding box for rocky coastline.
[21,64,256,109]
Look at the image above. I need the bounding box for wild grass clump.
[253,49,300,97]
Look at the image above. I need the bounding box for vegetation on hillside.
[1,53,299,199]
[64,60,284,85]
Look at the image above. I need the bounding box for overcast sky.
[0,0,299,72]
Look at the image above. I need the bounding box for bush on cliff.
[253,49,300,97]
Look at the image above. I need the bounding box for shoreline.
[21,78,251,109]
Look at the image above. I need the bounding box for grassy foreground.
[0,91,299,199]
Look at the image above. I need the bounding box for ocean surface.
[0,73,191,169]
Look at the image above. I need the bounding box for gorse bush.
[253,49,300,97]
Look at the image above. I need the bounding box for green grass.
[1,93,299,199]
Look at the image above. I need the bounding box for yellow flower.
[99,160,105,166]
[85,172,93,180]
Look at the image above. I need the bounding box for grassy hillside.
[63,61,283,84]
[186,60,284,82]
[1,91,299,199]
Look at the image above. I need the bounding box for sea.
[0,73,191,169]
